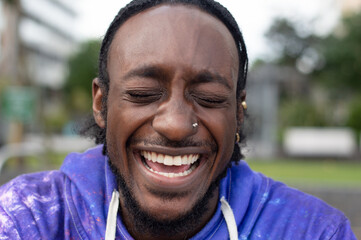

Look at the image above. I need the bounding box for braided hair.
[79,0,248,161]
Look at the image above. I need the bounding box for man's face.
[99,4,240,225]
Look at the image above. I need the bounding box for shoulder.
[0,170,66,205]
[0,170,66,200]
[228,162,356,239]
[0,171,66,239]
[0,146,108,239]
[261,181,354,239]
[229,161,344,217]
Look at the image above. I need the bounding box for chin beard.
[107,157,229,239]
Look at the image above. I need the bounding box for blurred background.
[0,0,360,237]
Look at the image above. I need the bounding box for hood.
[60,145,261,239]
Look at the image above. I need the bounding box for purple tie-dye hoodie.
[0,145,356,239]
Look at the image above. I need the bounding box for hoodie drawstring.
[105,191,237,240]
[105,190,119,240]
[220,196,238,240]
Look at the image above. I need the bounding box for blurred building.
[0,0,76,88]
[245,64,306,158]
[0,0,77,145]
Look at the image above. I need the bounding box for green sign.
[1,86,37,123]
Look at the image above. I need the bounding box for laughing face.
[93,4,242,239]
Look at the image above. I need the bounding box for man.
[0,0,356,239]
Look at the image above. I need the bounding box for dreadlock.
[78,0,248,161]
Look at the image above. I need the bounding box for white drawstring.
[105,190,120,240]
[220,196,238,240]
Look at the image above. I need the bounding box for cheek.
[214,119,237,177]
[106,96,157,155]
[105,98,141,165]
[198,106,237,166]
[105,106,128,170]
[217,112,237,161]
[197,97,237,143]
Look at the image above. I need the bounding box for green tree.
[265,18,321,68]
[347,96,361,133]
[64,39,101,115]
[262,14,361,131]
[279,98,327,128]
[314,12,361,95]
[312,12,361,132]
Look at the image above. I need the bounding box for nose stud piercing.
[192,123,198,128]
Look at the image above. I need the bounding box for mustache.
[129,136,218,153]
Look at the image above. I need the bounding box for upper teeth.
[141,151,199,166]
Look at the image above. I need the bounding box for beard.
[104,129,240,238]
[107,155,229,239]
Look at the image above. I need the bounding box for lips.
[140,150,200,178]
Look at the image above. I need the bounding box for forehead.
[108,4,239,83]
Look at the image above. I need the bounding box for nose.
[152,97,197,141]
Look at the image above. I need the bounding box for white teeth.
[174,156,182,166]
[164,155,173,165]
[141,151,200,166]
[144,163,197,178]
[181,155,188,164]
[140,151,200,178]
[151,152,157,161]
[158,154,164,162]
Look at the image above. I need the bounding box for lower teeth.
[145,164,197,178]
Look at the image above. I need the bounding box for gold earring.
[236,133,240,143]
[241,101,247,110]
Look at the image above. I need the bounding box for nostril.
[152,114,197,141]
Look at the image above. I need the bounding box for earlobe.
[92,78,106,128]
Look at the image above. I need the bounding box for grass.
[246,159,361,189]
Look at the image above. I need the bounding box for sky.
[74,0,340,62]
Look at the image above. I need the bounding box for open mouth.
[140,151,200,178]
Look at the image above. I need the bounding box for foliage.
[265,18,321,69]
[261,12,361,132]
[0,77,9,93]
[314,12,361,95]
[4,0,17,5]
[279,98,327,128]
[43,105,69,133]
[346,96,361,133]
[64,39,101,114]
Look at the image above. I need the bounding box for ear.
[92,78,106,128]
[237,90,246,131]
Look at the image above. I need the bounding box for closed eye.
[125,90,164,104]
[191,93,228,108]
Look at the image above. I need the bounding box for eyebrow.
[192,70,232,90]
[123,65,169,82]
[123,65,232,90]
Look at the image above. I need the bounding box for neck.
[120,188,219,240]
